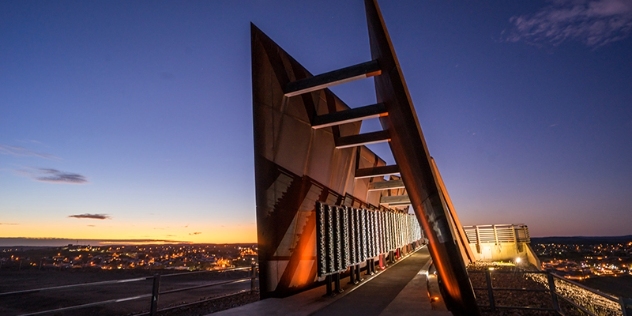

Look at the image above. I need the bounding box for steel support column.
[365,0,480,314]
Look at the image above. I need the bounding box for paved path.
[312,247,448,316]
[212,246,451,316]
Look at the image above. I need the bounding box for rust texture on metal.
[312,102,387,129]
[335,130,390,149]
[354,165,400,179]
[364,0,480,314]
[252,0,478,312]
[284,59,381,97]
[252,23,393,298]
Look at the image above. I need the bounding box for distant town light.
[515,257,522,264]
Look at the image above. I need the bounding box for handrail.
[134,289,252,316]
[469,270,548,274]
[551,272,620,302]
[0,276,152,297]
[1,264,258,316]
[159,278,249,295]
[472,267,626,315]
[0,265,252,297]
[159,266,251,278]
[473,287,547,293]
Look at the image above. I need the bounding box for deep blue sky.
[1,0,631,241]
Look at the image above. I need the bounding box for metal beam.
[368,179,404,191]
[312,103,387,129]
[284,60,381,97]
[365,0,480,313]
[380,195,410,205]
[335,130,389,149]
[354,164,399,179]
[430,157,476,265]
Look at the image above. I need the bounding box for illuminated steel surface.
[252,24,390,298]
[252,0,479,313]
[365,0,479,314]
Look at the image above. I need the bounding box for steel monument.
[252,1,479,314]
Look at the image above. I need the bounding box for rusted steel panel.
[312,102,387,129]
[284,60,381,97]
[252,24,388,298]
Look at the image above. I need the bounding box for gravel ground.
[468,263,585,316]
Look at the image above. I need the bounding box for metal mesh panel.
[366,210,371,258]
[379,211,385,254]
[372,211,378,257]
[354,208,362,265]
[392,212,396,250]
[348,207,357,266]
[386,212,393,251]
[403,214,409,245]
[326,204,335,274]
[316,203,424,276]
[332,206,342,272]
[396,213,400,248]
[359,208,367,262]
[367,210,376,258]
[398,213,404,248]
[340,206,350,269]
[316,201,327,277]
[385,212,390,252]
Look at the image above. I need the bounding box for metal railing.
[463,224,530,244]
[470,269,629,316]
[0,262,258,316]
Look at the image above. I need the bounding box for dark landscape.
[1,236,631,315]
[0,243,258,315]
[532,235,632,245]
[531,235,632,300]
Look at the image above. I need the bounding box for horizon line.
[0,237,257,247]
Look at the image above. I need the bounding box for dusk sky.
[1,0,631,243]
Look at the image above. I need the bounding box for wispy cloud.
[0,144,57,159]
[69,214,110,220]
[504,0,632,47]
[189,232,202,235]
[20,168,88,184]
[0,223,19,226]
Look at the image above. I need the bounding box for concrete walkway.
[211,246,451,316]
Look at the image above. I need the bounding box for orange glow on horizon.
[1,221,257,244]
